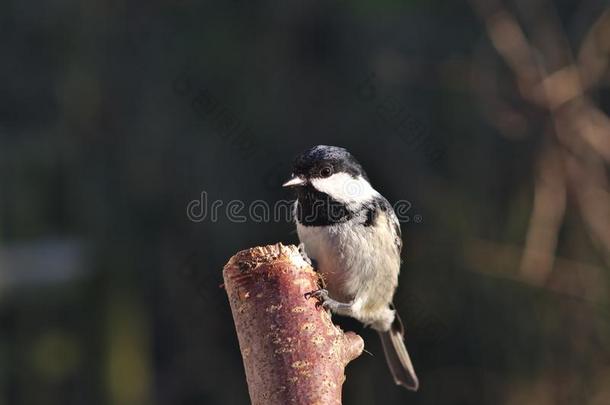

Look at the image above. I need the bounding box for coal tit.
[283,145,419,390]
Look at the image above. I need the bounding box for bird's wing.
[361,195,403,256]
[375,196,402,255]
[388,203,403,255]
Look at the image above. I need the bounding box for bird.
[282,145,419,391]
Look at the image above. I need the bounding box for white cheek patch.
[310,173,378,205]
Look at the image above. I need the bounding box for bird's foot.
[304,289,353,314]
[304,288,332,311]
[305,288,329,301]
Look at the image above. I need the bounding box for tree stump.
[223,243,363,405]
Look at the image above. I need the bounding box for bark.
[223,243,363,405]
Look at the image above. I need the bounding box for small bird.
[283,145,419,391]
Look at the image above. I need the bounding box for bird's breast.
[296,212,400,304]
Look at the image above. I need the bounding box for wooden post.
[223,243,363,405]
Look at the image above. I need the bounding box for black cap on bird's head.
[282,145,368,188]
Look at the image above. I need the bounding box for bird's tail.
[377,311,419,391]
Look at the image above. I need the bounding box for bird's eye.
[320,166,333,178]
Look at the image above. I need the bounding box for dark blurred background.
[1,0,610,404]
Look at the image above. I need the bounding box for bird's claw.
[304,288,331,309]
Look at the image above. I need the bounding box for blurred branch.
[223,244,363,405]
[578,9,610,89]
[470,0,610,269]
[565,149,610,265]
[520,137,567,283]
[465,238,607,304]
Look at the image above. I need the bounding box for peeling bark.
[223,243,363,405]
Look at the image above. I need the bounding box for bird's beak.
[282,175,307,188]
